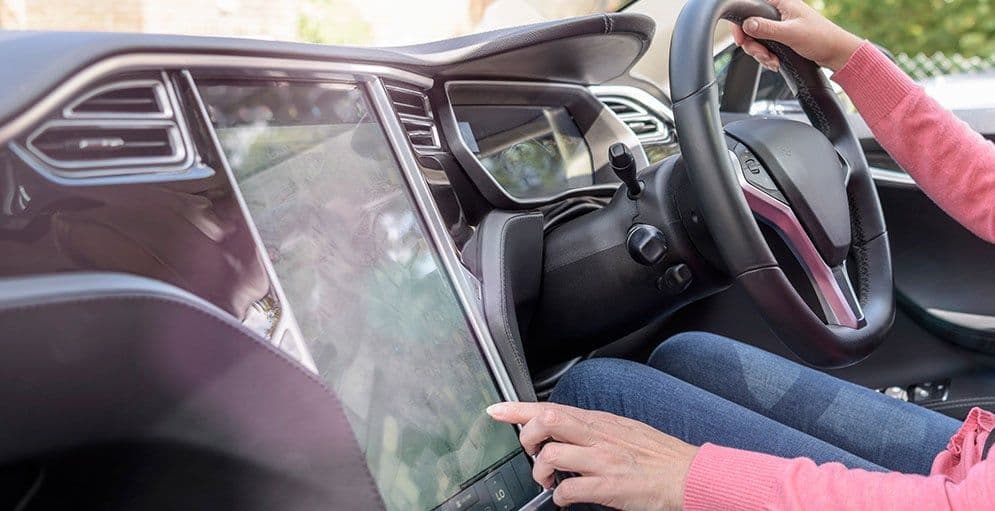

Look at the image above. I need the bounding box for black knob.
[659,263,693,292]
[626,224,667,266]
[609,143,642,198]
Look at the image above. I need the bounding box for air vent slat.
[387,84,442,153]
[599,97,646,117]
[607,103,639,115]
[27,122,183,169]
[596,94,676,145]
[626,120,659,135]
[82,98,158,108]
[66,80,168,118]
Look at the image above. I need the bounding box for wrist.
[823,31,862,71]
[671,444,699,511]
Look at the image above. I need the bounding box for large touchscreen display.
[199,81,525,510]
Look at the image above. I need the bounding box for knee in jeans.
[648,331,737,372]
[549,358,642,406]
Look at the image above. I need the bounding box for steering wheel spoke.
[729,152,864,328]
[829,263,866,327]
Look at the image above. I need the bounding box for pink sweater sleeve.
[831,42,995,243]
[683,440,995,511]
[683,408,995,510]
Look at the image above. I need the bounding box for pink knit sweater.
[683,42,995,510]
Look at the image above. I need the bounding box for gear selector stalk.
[609,143,643,198]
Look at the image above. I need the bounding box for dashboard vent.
[17,72,194,179]
[597,96,675,145]
[602,98,642,116]
[386,84,442,153]
[27,121,185,169]
[65,80,170,118]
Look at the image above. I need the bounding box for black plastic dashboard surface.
[0,12,653,136]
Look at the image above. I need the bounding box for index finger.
[486,401,574,425]
[517,406,595,455]
[487,402,596,454]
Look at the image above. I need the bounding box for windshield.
[0,0,635,46]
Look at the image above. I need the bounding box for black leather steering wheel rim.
[669,0,895,368]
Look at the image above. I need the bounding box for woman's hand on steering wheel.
[730,0,862,72]
[488,401,698,510]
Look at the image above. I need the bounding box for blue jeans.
[551,332,961,474]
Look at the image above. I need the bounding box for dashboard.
[0,12,676,511]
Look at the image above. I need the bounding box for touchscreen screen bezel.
[191,73,544,510]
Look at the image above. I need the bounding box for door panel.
[880,183,995,352]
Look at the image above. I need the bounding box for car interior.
[0,0,993,509]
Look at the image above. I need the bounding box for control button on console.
[486,473,516,510]
[498,456,527,503]
[627,224,668,266]
[451,487,479,510]
[659,263,693,293]
[511,452,541,496]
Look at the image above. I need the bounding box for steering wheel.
[670,0,895,367]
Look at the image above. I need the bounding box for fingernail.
[486,403,508,416]
[745,19,759,32]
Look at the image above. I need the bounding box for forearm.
[683,443,992,511]
[832,43,995,243]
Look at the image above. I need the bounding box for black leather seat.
[0,273,384,510]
